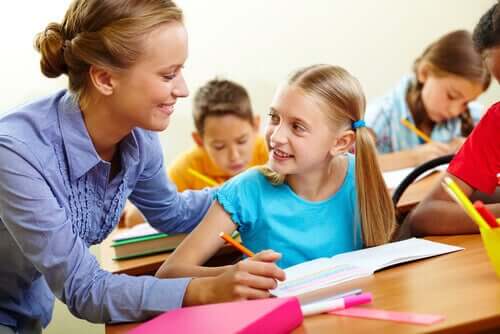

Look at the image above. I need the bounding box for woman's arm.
[128,133,213,234]
[0,137,191,322]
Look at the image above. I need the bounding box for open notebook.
[272,238,463,298]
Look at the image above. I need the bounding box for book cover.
[128,297,303,334]
[111,233,187,260]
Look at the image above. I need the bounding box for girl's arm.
[405,173,500,235]
[378,141,453,171]
[156,201,238,278]
[156,201,287,303]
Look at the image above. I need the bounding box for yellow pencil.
[219,232,255,257]
[400,118,432,143]
[442,177,490,230]
[187,168,219,187]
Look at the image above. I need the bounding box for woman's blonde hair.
[260,64,395,246]
[34,0,183,107]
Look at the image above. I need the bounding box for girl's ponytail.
[354,125,395,246]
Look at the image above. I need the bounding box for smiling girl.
[156,65,395,300]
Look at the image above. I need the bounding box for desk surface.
[105,234,500,334]
[395,171,441,212]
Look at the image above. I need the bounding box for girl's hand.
[413,142,452,164]
[448,137,466,153]
[183,250,286,306]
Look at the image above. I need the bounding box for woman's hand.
[182,250,286,306]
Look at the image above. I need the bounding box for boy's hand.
[183,250,285,306]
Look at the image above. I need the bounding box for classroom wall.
[0,1,497,333]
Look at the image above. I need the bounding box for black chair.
[392,154,454,224]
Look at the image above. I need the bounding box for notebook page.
[272,238,462,298]
[272,258,370,297]
[329,238,463,272]
[383,164,448,189]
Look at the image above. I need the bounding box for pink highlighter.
[301,292,373,316]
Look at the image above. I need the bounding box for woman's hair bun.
[34,22,68,78]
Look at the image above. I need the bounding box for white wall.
[0,1,497,333]
[2,1,498,164]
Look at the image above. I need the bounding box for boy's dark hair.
[473,2,500,53]
[193,79,254,135]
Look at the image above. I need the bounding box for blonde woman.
[0,0,278,331]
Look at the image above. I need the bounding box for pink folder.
[128,297,303,334]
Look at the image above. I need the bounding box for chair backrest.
[392,154,454,223]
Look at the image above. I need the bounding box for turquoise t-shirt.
[214,154,363,268]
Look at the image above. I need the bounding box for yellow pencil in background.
[441,176,490,230]
[187,168,219,187]
[400,118,432,143]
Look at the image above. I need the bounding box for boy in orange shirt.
[169,78,267,191]
[122,79,267,226]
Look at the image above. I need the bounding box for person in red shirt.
[408,3,500,235]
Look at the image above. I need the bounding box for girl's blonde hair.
[260,64,395,246]
[34,0,183,108]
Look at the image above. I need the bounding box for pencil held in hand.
[219,232,255,257]
[400,118,432,143]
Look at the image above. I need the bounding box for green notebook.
[111,232,187,260]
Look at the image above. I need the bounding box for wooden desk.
[105,235,500,334]
[395,172,441,213]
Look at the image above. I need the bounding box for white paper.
[272,238,462,297]
[113,223,160,241]
[383,164,448,189]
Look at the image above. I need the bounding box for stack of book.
[111,223,187,260]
